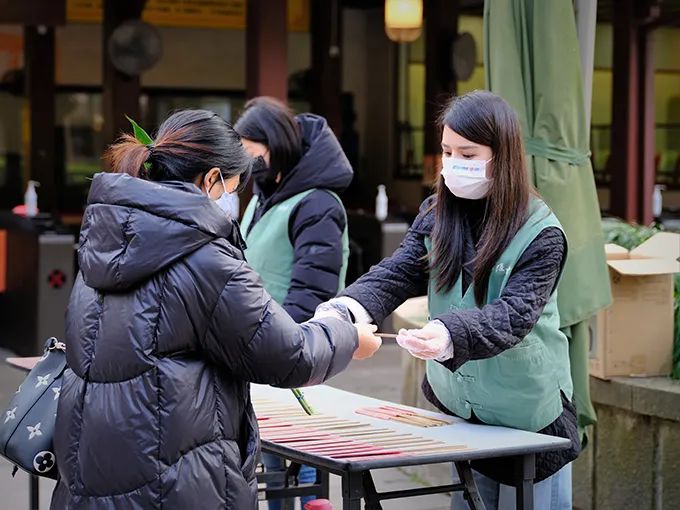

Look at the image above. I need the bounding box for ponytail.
[102,109,252,186]
[105,134,153,178]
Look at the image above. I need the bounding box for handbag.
[0,337,67,480]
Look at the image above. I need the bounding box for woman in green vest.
[235,97,353,510]
[317,91,580,509]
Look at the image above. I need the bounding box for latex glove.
[314,297,373,324]
[353,324,382,360]
[396,321,453,361]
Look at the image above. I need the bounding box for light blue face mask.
[213,172,239,219]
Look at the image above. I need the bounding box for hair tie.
[146,144,155,154]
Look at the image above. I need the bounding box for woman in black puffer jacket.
[50,110,381,510]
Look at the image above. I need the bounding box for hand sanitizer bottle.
[375,184,388,222]
[25,180,40,217]
[652,185,664,220]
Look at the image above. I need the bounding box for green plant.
[601,217,662,250]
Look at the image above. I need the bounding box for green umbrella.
[483,0,612,443]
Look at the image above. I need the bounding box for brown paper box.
[590,233,680,379]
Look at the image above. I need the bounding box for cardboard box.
[589,233,680,379]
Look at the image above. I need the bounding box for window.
[590,24,680,189]
[393,15,485,181]
[54,88,310,211]
[57,92,104,188]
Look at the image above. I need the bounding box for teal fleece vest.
[426,199,573,432]
[240,189,349,305]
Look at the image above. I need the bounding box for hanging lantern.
[384,0,423,43]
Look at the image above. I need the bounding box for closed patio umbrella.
[483,0,612,442]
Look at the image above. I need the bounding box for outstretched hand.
[395,322,452,360]
[353,324,382,360]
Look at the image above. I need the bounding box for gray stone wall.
[573,377,680,510]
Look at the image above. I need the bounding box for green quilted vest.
[241,189,349,305]
[426,199,573,432]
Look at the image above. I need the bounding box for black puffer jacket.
[246,114,353,322]
[51,173,358,509]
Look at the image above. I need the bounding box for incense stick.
[254,395,469,462]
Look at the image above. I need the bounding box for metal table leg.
[515,454,536,510]
[341,471,363,510]
[454,462,486,510]
[30,475,40,510]
[361,471,383,510]
[317,468,330,499]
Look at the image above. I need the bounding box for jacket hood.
[262,114,353,206]
[78,172,235,291]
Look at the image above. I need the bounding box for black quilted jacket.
[51,173,358,509]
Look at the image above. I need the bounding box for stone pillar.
[422,0,458,188]
[24,26,57,211]
[102,0,146,147]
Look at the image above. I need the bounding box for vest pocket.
[497,336,544,361]
[489,340,550,389]
[479,341,562,431]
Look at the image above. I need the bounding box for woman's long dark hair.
[233,97,302,176]
[105,109,252,190]
[430,90,532,306]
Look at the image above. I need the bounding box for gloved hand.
[314,297,373,324]
[396,321,453,361]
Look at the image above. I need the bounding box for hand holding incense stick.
[291,388,315,415]
[352,324,382,359]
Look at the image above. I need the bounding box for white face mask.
[211,172,238,218]
[441,157,493,200]
[217,193,240,219]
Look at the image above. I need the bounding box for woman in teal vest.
[235,97,352,510]
[317,91,580,509]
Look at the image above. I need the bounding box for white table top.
[251,384,570,472]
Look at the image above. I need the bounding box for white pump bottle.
[375,184,388,222]
[25,180,40,217]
